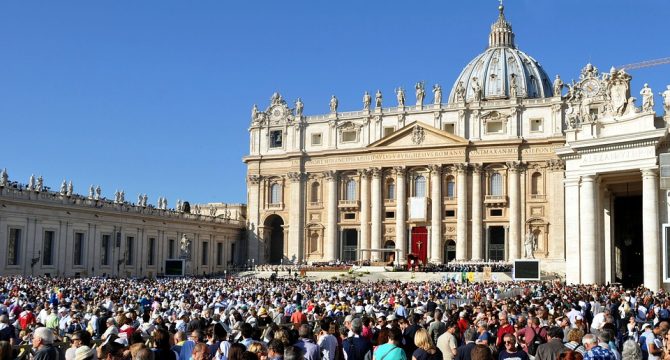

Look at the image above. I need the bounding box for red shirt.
[291,310,307,326]
[496,324,515,347]
[18,311,35,330]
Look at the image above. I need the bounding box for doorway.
[614,195,643,288]
[411,227,428,264]
[342,229,358,262]
[264,215,284,264]
[444,240,456,262]
[488,226,505,261]
[384,240,396,263]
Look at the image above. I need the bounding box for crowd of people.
[0,275,668,360]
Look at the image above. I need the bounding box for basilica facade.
[244,5,670,290]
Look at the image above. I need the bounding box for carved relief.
[287,172,304,182]
[322,170,338,181]
[248,175,262,185]
[411,125,426,145]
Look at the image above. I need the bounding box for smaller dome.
[448,5,553,103]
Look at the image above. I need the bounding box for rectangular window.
[148,237,156,266]
[383,127,395,137]
[385,211,395,219]
[43,230,55,266]
[217,243,223,266]
[445,210,456,217]
[126,236,134,265]
[8,228,21,266]
[442,123,455,134]
[341,130,357,142]
[101,234,111,266]
[269,130,283,148]
[530,118,543,132]
[202,241,209,265]
[169,239,175,259]
[490,209,503,217]
[343,213,356,220]
[311,133,322,146]
[486,121,504,134]
[74,232,84,266]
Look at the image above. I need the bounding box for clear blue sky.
[1,1,669,205]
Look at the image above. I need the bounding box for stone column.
[370,168,382,261]
[287,172,304,263]
[563,178,581,284]
[642,168,660,291]
[579,174,597,284]
[359,169,371,261]
[246,175,262,262]
[507,161,521,260]
[456,163,468,260]
[471,164,483,260]
[429,164,442,264]
[395,167,407,264]
[324,171,338,261]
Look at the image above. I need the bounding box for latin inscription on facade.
[306,149,465,166]
[581,146,655,165]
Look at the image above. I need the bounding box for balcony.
[338,200,360,210]
[384,198,396,206]
[529,194,546,201]
[267,203,283,211]
[307,201,323,209]
[484,195,507,206]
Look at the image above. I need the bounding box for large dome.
[448,5,553,103]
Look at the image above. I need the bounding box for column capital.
[547,159,565,171]
[455,162,469,173]
[286,172,304,183]
[393,166,406,177]
[506,161,523,173]
[641,168,659,178]
[247,175,263,185]
[471,163,483,174]
[357,169,371,178]
[581,174,597,182]
[428,164,442,174]
[322,170,338,181]
[371,167,383,178]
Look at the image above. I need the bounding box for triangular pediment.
[368,121,468,148]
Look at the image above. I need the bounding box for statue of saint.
[553,75,564,97]
[329,95,338,113]
[120,190,125,203]
[0,168,8,187]
[432,84,442,105]
[396,87,405,107]
[209,204,216,217]
[60,180,67,195]
[88,185,95,199]
[28,174,35,191]
[662,85,670,113]
[142,194,148,207]
[472,78,482,102]
[375,90,383,108]
[295,98,304,117]
[251,104,258,121]
[363,91,371,110]
[95,186,101,200]
[137,194,143,205]
[270,92,282,105]
[524,229,537,259]
[67,181,73,197]
[455,81,466,102]
[415,82,425,106]
[640,83,654,112]
[35,176,43,192]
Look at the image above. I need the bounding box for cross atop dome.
[489,1,515,48]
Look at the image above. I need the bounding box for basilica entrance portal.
[264,215,284,264]
[342,229,358,262]
[410,227,428,264]
[488,226,505,261]
[444,240,456,262]
[614,195,643,288]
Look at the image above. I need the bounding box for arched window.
[490,173,503,196]
[531,172,542,195]
[310,182,320,202]
[414,175,426,197]
[446,176,455,197]
[386,179,396,200]
[270,183,281,204]
[346,179,356,201]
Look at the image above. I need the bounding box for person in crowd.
[536,327,568,360]
[583,334,614,360]
[32,327,60,360]
[436,321,458,360]
[413,328,443,360]
[373,327,405,360]
[455,328,478,360]
[564,329,586,355]
[498,334,528,360]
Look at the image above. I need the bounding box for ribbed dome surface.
[447,5,553,103]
